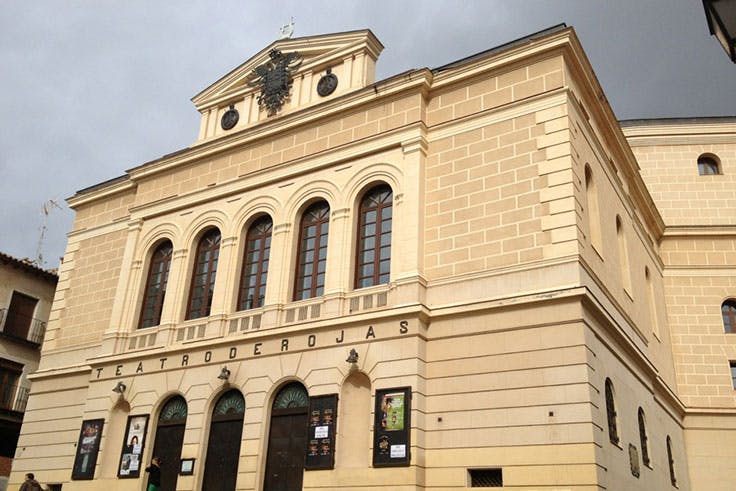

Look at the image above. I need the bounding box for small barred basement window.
[469,468,503,487]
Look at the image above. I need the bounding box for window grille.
[469,468,503,487]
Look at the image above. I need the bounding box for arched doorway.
[151,395,187,491]
[263,382,309,491]
[202,389,245,491]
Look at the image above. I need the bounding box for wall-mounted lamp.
[217,366,231,381]
[346,348,359,364]
[112,381,126,394]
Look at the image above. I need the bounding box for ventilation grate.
[469,468,503,487]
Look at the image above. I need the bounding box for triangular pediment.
[191,29,383,112]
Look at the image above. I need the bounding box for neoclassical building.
[9,26,736,490]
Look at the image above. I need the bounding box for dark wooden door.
[264,409,308,491]
[151,424,184,491]
[201,390,245,491]
[5,292,37,339]
[201,419,244,490]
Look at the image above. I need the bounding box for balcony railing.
[0,308,47,346]
[0,383,30,414]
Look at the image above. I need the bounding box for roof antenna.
[36,199,62,268]
[278,17,295,40]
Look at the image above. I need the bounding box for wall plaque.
[373,387,411,467]
[71,419,104,480]
[305,394,338,470]
[117,414,150,478]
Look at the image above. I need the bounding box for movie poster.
[71,419,104,480]
[373,387,411,467]
[118,414,149,478]
[305,394,338,470]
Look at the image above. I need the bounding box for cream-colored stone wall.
[624,122,736,490]
[72,189,135,232]
[424,115,547,278]
[12,27,707,491]
[632,143,736,226]
[426,56,565,126]
[133,93,423,209]
[567,106,678,392]
[50,229,127,349]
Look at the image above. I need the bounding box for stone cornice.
[622,120,736,146]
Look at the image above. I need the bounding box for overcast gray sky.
[1,0,734,268]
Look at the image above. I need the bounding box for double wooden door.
[263,408,308,491]
[202,418,244,490]
[151,424,185,491]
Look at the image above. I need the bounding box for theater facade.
[9,26,736,490]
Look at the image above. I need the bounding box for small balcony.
[0,382,29,417]
[0,308,46,347]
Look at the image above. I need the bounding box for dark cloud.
[1,0,733,267]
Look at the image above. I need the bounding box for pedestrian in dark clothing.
[145,457,162,491]
[19,473,42,491]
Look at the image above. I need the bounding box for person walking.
[145,457,162,491]
[19,473,42,491]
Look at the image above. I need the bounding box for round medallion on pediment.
[221,104,239,130]
[317,69,338,97]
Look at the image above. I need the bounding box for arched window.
[150,395,187,491]
[616,216,632,294]
[697,154,720,175]
[264,382,309,491]
[186,228,221,319]
[202,390,245,491]
[605,378,619,445]
[238,216,272,310]
[138,241,173,329]
[584,165,603,252]
[667,435,677,486]
[638,408,650,467]
[355,185,393,289]
[294,201,329,300]
[722,299,736,333]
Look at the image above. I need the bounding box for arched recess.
[336,371,371,468]
[151,395,187,491]
[263,382,309,491]
[99,399,130,478]
[202,389,245,491]
[584,164,603,253]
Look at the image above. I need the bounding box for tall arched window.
[722,299,736,333]
[667,435,677,486]
[605,378,619,445]
[238,216,272,310]
[186,228,221,319]
[616,216,632,294]
[151,395,187,491]
[638,407,650,467]
[264,382,309,491]
[139,241,173,329]
[584,164,603,252]
[355,184,393,289]
[294,201,329,300]
[202,390,245,491]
